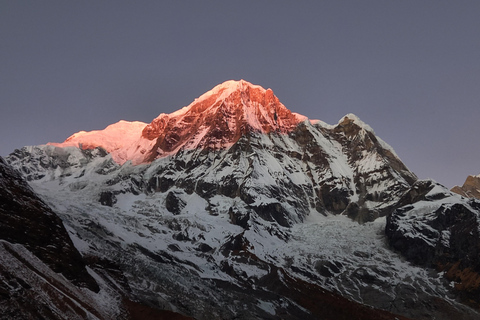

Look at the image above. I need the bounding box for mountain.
[452,174,480,199]
[22,80,417,224]
[5,80,480,319]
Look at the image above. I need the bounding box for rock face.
[452,174,480,199]
[5,80,480,319]
[0,154,411,320]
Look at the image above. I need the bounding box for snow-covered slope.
[0,157,196,320]
[0,157,97,291]
[6,80,480,319]
[0,157,117,319]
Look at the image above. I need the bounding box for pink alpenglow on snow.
[50,80,309,165]
[48,120,148,164]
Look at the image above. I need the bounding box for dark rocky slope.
[386,179,480,309]
[0,157,194,320]
[0,157,97,291]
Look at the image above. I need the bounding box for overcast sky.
[1,1,479,188]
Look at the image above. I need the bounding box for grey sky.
[1,1,479,188]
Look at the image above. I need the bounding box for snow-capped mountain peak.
[139,80,308,162]
[48,80,308,165]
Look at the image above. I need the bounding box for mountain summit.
[50,80,307,164]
